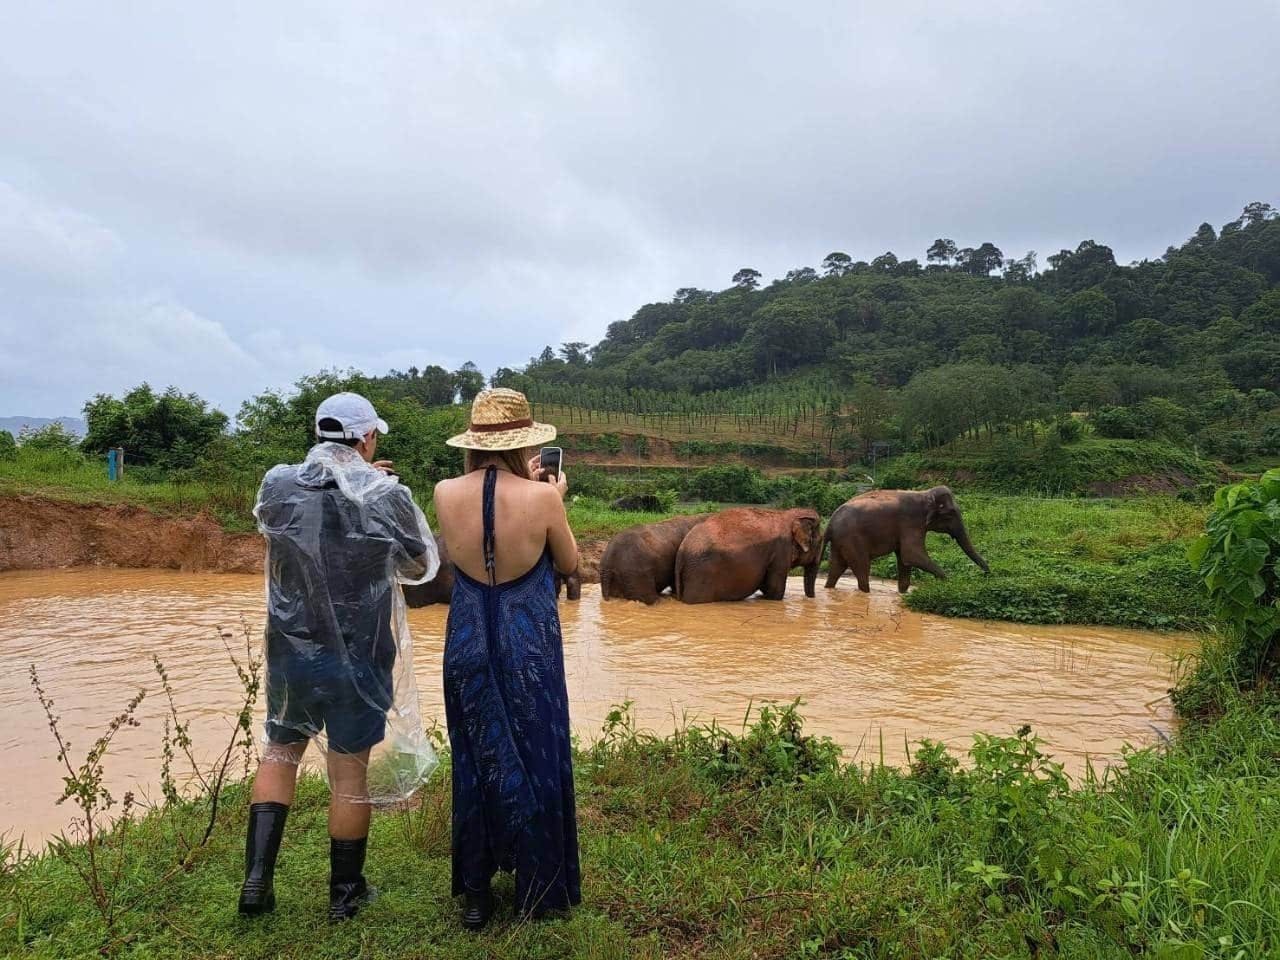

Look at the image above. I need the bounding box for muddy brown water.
[0,569,1189,843]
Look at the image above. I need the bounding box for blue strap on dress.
[443,466,581,916]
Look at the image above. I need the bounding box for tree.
[451,361,485,402]
[1002,251,1037,282]
[871,251,899,272]
[0,429,15,460]
[1064,288,1118,336]
[673,287,710,305]
[784,267,817,284]
[821,252,852,277]
[732,268,762,290]
[1239,201,1277,227]
[558,342,590,365]
[1061,369,1120,411]
[746,301,835,376]
[1188,222,1217,247]
[926,238,957,267]
[82,384,228,470]
[962,242,1005,276]
[848,377,892,457]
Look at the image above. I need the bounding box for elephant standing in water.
[823,486,988,593]
[600,514,709,604]
[675,508,823,603]
[405,534,579,604]
[403,534,454,606]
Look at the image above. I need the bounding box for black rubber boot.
[238,802,289,916]
[328,837,375,923]
[461,884,494,931]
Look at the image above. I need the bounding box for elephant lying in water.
[823,486,988,593]
[403,534,579,605]
[600,514,709,604]
[675,507,823,603]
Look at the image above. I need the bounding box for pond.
[0,569,1189,843]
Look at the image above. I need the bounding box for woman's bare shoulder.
[433,476,469,504]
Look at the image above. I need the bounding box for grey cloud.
[1,1,1277,416]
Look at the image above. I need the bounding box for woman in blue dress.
[433,389,581,930]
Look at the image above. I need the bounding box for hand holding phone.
[539,446,562,481]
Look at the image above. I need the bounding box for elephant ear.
[792,517,816,553]
[923,489,941,527]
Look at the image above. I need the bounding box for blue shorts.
[264,648,391,755]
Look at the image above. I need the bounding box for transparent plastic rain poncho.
[253,442,441,804]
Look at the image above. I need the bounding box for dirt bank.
[0,494,608,581]
[0,495,264,573]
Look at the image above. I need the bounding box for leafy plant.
[1187,468,1280,680]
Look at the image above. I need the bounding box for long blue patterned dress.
[443,466,581,916]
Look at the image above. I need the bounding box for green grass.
[0,449,260,532]
[894,495,1210,629]
[5,690,1278,959]
[882,437,1222,497]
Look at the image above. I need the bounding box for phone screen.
[540,446,562,481]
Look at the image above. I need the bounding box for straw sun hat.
[446,388,557,451]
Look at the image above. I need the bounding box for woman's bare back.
[434,468,577,584]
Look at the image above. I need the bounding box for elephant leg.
[824,543,846,589]
[896,551,913,593]
[760,550,791,600]
[902,540,946,581]
[852,552,871,593]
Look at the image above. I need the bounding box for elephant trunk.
[952,522,989,573]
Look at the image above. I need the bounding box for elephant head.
[924,486,989,574]
[789,510,824,597]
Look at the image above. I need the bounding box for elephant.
[404,534,580,604]
[674,507,823,603]
[599,514,709,604]
[555,566,582,601]
[610,493,664,513]
[403,534,453,607]
[823,486,989,594]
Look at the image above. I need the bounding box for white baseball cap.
[315,392,389,440]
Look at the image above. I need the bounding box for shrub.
[18,422,82,454]
[875,456,921,490]
[683,464,768,503]
[1187,468,1280,681]
[1052,415,1084,442]
[0,430,15,461]
[81,384,228,471]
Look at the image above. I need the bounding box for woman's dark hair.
[316,417,361,448]
[465,447,533,479]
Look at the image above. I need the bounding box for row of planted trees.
[525,362,1068,458]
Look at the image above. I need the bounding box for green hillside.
[495,202,1280,468]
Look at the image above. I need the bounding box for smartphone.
[539,446,562,482]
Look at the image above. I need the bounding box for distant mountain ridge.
[0,416,87,438]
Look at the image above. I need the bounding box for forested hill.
[499,202,1279,399]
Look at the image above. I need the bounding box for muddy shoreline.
[0,494,605,580]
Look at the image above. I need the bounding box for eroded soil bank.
[0,495,606,579]
[0,495,264,573]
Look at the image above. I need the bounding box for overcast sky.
[2,1,1277,419]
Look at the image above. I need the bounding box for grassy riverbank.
[894,495,1209,629]
[5,686,1278,959]
[2,447,1209,628]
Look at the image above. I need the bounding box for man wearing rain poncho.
[238,392,440,922]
